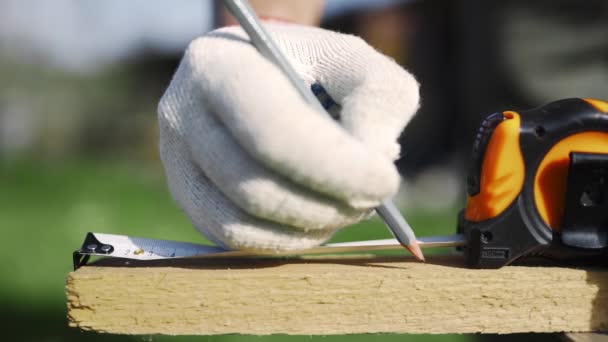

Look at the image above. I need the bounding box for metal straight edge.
[208,234,466,258]
[73,232,465,269]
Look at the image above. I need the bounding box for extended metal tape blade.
[73,232,465,269]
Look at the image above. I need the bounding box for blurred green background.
[1,0,604,341]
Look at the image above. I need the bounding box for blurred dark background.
[1,0,606,341]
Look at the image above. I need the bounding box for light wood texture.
[66,256,608,335]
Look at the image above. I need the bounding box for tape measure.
[458,98,608,268]
[72,232,464,269]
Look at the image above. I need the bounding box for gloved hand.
[158,23,420,252]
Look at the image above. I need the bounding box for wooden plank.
[66,256,608,335]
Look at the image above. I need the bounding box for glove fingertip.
[345,158,401,209]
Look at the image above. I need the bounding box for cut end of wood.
[66,256,608,335]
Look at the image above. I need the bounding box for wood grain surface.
[66,256,608,335]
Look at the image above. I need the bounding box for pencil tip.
[406,241,425,262]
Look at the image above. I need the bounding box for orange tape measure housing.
[465,98,608,229]
[464,112,525,222]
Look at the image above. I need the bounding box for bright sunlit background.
[1,0,606,341]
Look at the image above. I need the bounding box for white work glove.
[158,23,420,252]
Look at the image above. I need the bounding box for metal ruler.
[72,232,465,269]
